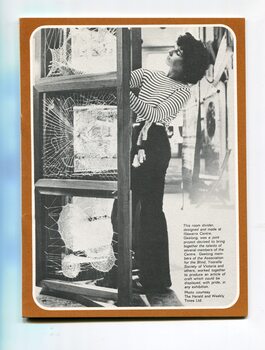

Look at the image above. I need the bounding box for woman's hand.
[132,149,146,168]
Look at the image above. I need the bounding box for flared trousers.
[111,123,172,290]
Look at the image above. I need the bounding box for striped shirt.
[129,68,191,125]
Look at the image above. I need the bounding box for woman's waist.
[133,121,166,128]
[132,122,169,142]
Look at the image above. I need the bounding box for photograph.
[20,19,247,317]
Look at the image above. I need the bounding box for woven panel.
[42,91,118,180]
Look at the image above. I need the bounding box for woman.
[112,33,209,293]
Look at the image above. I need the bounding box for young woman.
[113,33,209,293]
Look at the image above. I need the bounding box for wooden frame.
[32,27,134,307]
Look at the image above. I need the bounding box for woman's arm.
[129,88,191,123]
[130,68,145,88]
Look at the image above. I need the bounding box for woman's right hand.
[132,149,146,168]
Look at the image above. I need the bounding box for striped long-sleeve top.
[129,68,191,126]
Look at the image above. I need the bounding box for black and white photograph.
[29,24,239,310]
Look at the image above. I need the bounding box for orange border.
[20,18,247,318]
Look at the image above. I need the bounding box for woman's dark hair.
[177,32,210,84]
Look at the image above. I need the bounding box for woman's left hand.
[132,149,146,168]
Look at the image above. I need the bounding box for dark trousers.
[111,123,172,290]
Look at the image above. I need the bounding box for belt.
[133,122,165,127]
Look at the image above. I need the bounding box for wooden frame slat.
[131,28,142,123]
[35,72,117,93]
[35,189,46,286]
[131,28,142,70]
[33,87,43,182]
[35,178,117,197]
[35,178,117,191]
[40,29,46,78]
[116,28,132,307]
[41,279,118,302]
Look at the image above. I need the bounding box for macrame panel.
[43,27,117,77]
[42,91,118,180]
[42,194,117,285]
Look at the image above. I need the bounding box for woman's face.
[166,46,184,72]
